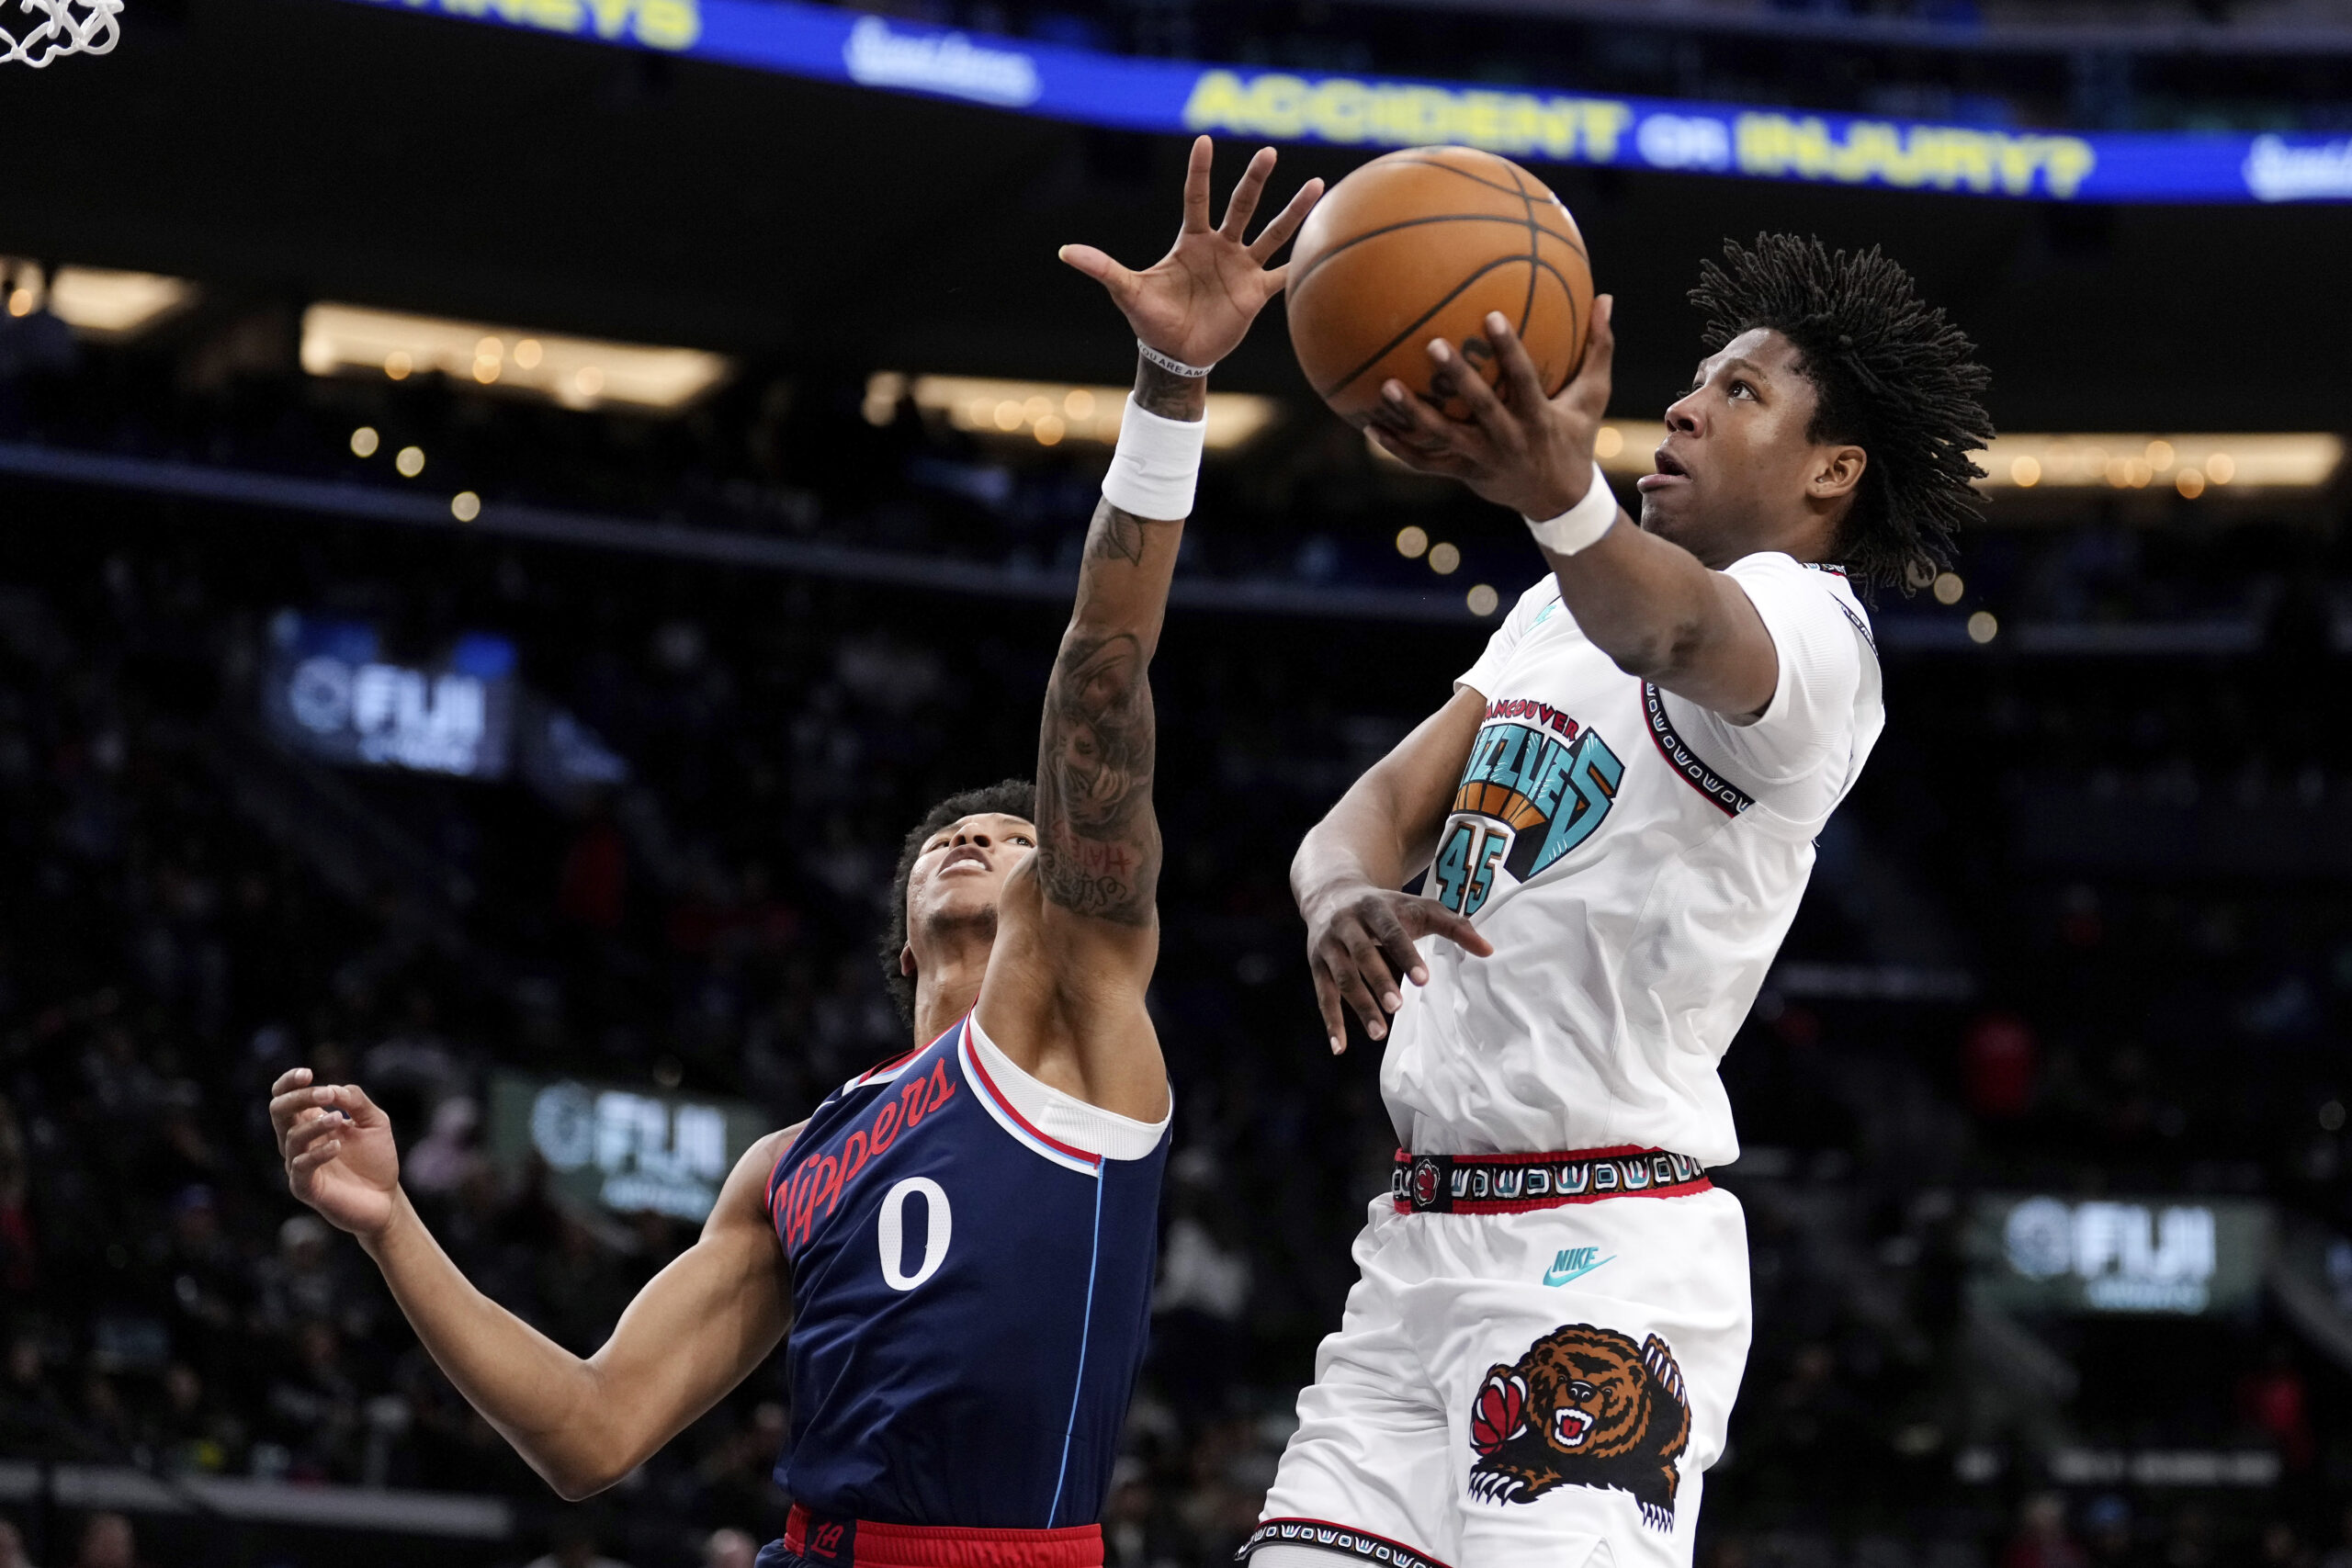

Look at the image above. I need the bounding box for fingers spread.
[1218,145,1275,241]
[1057,244,1136,300]
[1246,176,1324,264]
[1485,311,1552,412]
[1573,292,1617,396]
[1181,134,1215,233]
[1373,380,1475,464]
[1430,336,1510,439]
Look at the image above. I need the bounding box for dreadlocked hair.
[1689,234,1994,591]
[878,778,1035,1026]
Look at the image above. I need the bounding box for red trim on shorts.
[786,1506,1102,1568]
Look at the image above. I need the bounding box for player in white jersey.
[1249,237,1993,1568]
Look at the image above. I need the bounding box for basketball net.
[1,0,120,65]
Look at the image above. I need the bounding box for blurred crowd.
[1,342,2351,1565]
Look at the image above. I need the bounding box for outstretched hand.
[268,1067,401,1240]
[1368,295,1621,523]
[1059,135,1322,371]
[1305,884,1494,1054]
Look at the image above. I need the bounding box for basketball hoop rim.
[1,0,124,68]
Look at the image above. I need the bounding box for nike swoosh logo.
[1543,1255,1615,1288]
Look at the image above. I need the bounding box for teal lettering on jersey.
[1434,720,1624,916]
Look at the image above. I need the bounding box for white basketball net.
[1,0,121,65]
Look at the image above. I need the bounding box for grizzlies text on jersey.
[764,1013,1170,1532]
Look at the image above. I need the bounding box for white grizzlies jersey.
[1382,552,1883,1168]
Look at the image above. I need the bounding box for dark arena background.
[4,1,2352,1564]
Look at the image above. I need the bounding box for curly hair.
[1689,234,1994,590]
[877,778,1035,1026]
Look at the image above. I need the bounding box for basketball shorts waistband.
[1391,1145,1710,1213]
[783,1506,1103,1568]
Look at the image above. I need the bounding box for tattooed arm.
[974,138,1319,1119]
[1031,357,1201,923]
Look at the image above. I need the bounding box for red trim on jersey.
[959,1018,1102,1168]
[786,1506,1102,1568]
[855,1027,943,1089]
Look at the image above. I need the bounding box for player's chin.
[924,877,1004,923]
[1634,490,1690,537]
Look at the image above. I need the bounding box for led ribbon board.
[340,0,2352,204]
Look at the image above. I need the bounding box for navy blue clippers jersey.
[765,1015,1170,1528]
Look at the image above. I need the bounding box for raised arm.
[268,1067,797,1500]
[1364,298,1789,719]
[974,137,1318,1115]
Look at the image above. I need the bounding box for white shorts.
[1251,1172,1751,1568]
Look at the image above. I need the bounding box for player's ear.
[1810,444,1866,502]
[899,944,917,978]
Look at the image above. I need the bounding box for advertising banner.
[261,610,519,780]
[488,1070,770,1223]
[339,0,2352,204]
[1969,1194,2273,1316]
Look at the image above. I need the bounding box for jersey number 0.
[876,1177,953,1291]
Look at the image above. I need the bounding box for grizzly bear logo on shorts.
[1465,1323,1690,1530]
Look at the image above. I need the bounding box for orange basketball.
[1284,146,1593,428]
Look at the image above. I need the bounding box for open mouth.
[938,848,989,874]
[1636,446,1690,493]
[1552,1406,1597,1448]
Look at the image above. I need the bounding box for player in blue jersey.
[264,135,1321,1568]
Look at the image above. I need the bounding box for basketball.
[1284,145,1594,428]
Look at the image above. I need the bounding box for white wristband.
[1136,339,1214,378]
[1102,397,1206,520]
[1523,463,1618,556]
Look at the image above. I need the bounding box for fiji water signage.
[489,1071,767,1223]
[262,610,517,779]
[1970,1195,2271,1316]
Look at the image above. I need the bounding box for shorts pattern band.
[1391,1147,1710,1214]
[1236,1518,1455,1568]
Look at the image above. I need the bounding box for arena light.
[1369,419,1668,476]
[1973,434,2343,491]
[0,258,196,337]
[301,305,730,413]
[867,372,1280,452]
[1367,422,2341,498]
